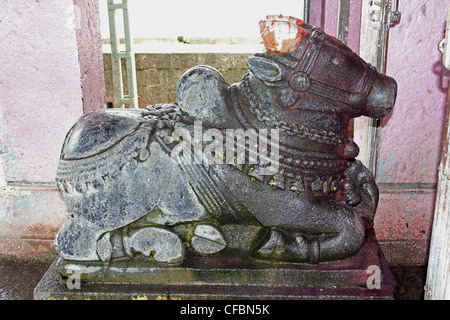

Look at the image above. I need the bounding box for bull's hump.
[61,109,143,160]
[176,65,234,128]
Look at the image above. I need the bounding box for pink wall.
[311,0,448,265]
[0,0,84,183]
[0,0,105,259]
[374,0,448,264]
[379,1,448,184]
[74,0,107,113]
[308,0,362,52]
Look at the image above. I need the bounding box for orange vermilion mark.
[259,15,307,53]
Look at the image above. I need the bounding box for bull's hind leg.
[56,141,213,263]
[55,109,211,263]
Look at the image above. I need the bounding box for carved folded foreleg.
[253,161,378,264]
[54,109,212,262]
[212,165,366,264]
[252,198,365,264]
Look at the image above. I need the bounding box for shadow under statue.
[34,15,398,300]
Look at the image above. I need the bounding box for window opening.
[100,1,308,108]
[100,1,306,54]
[107,0,139,108]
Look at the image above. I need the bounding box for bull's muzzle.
[364,73,397,118]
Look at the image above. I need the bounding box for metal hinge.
[438,5,450,70]
[369,0,401,29]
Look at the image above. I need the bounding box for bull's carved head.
[247,15,397,120]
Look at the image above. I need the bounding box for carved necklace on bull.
[230,74,355,204]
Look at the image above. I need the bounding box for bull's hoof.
[252,229,319,264]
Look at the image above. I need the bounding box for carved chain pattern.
[239,74,345,146]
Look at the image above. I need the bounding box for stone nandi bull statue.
[54,15,396,266]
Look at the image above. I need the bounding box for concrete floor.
[0,257,426,300]
[0,258,53,300]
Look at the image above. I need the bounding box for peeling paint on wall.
[377,151,395,183]
[0,150,6,189]
[0,0,98,259]
[0,0,84,184]
[0,137,24,181]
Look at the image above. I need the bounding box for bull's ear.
[247,56,283,82]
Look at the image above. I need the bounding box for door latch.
[438,5,450,70]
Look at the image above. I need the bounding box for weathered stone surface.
[0,185,66,261]
[51,15,397,286]
[124,227,185,264]
[34,230,396,300]
[176,65,236,127]
[190,224,227,255]
[95,233,112,262]
[54,120,210,261]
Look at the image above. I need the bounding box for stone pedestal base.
[34,232,396,300]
